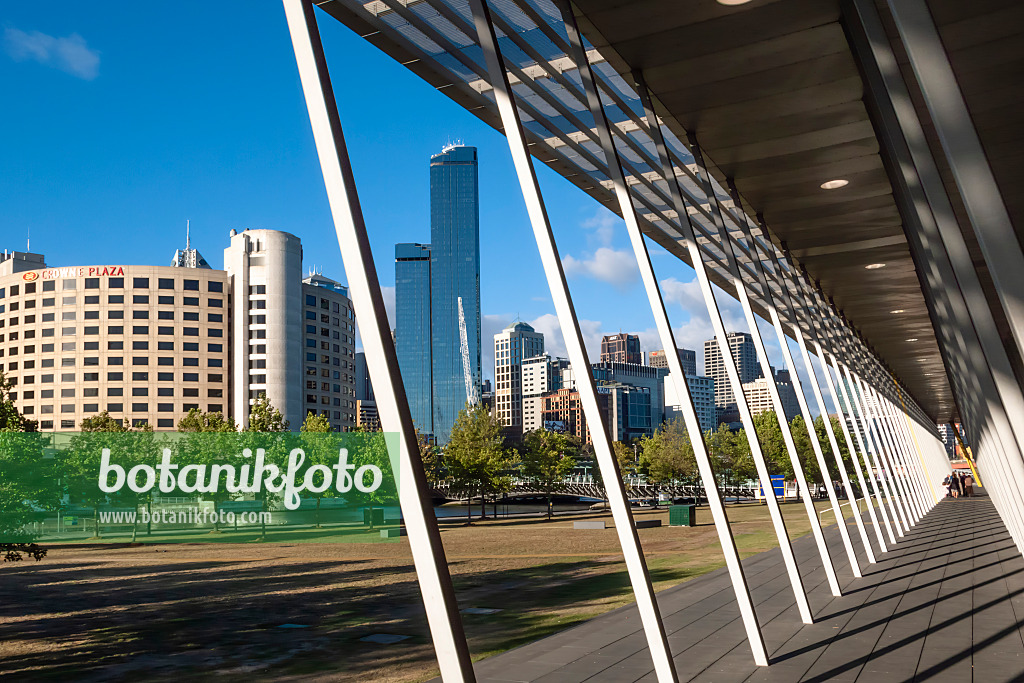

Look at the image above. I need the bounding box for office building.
[493,321,544,434]
[395,243,432,436]
[356,399,380,431]
[703,332,762,411]
[649,347,696,376]
[742,369,800,422]
[1,229,356,432]
[430,144,481,444]
[393,145,481,444]
[600,333,641,364]
[664,373,717,433]
[354,351,374,402]
[521,354,569,432]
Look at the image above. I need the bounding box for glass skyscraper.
[430,145,481,444]
[395,243,433,435]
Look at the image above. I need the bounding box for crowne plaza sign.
[24,266,126,281]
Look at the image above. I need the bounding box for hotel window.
[108,310,123,319]
[183,358,199,367]
[61,388,75,398]
[132,419,149,428]
[208,313,223,323]
[158,311,173,320]
[107,403,123,412]
[208,281,223,293]
[208,343,222,353]
[183,311,199,321]
[158,278,174,290]
[157,341,173,351]
[84,311,99,320]
[132,372,148,381]
[108,326,123,334]
[132,387,148,397]
[183,279,199,291]
[183,327,199,337]
[157,372,173,382]
[158,295,173,305]
[61,312,76,321]
[132,326,148,334]
[158,327,173,335]
[183,373,199,382]
[208,328,222,337]
[208,388,223,398]
[84,326,99,335]
[42,281,55,292]
[132,341,149,350]
[183,342,199,351]
[84,278,99,289]
[133,277,149,288]
[60,419,75,428]
[183,387,199,397]
[109,277,124,288]
[208,404,222,413]
[208,298,222,307]
[108,294,124,304]
[132,357,149,365]
[62,327,75,336]
[61,357,75,367]
[133,294,149,304]
[208,358,222,367]
[60,373,74,382]
[133,310,149,319]
[183,297,199,306]
[157,419,174,428]
[158,403,173,412]
[107,372,123,381]
[158,387,174,397]
[42,298,54,307]
[61,404,75,413]
[62,279,76,290]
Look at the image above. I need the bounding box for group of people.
[943,471,974,498]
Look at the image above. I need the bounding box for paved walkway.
[465,496,1024,682]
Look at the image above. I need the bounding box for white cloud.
[526,313,604,361]
[4,27,100,80]
[581,207,619,247]
[562,246,639,290]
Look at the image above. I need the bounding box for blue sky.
[1,3,828,413]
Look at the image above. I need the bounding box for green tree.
[753,410,792,478]
[0,432,56,542]
[300,411,335,528]
[790,415,823,485]
[445,404,513,523]
[638,418,696,485]
[521,429,579,519]
[613,441,638,479]
[176,408,239,532]
[62,412,153,538]
[178,408,237,433]
[0,371,35,432]
[246,393,289,432]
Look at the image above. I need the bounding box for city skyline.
[1,2,831,416]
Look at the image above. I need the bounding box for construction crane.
[458,296,479,406]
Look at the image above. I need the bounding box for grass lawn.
[0,498,872,681]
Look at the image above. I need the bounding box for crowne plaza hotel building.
[0,229,358,432]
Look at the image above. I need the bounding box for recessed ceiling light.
[820,179,849,190]
[865,263,886,270]
[716,0,752,5]
[906,338,918,342]
[890,309,905,314]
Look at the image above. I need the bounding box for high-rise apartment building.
[664,373,717,433]
[600,333,641,364]
[2,229,357,432]
[649,347,696,376]
[395,243,432,435]
[494,321,544,434]
[703,332,762,409]
[394,145,481,444]
[521,354,569,432]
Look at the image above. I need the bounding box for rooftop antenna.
[26,226,30,252]
[186,220,190,250]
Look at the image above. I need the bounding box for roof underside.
[316,0,1022,425]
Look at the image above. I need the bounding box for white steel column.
[669,131,813,623]
[865,381,922,524]
[840,362,905,538]
[824,339,892,551]
[468,1,678,677]
[732,210,844,595]
[854,372,914,531]
[763,253,863,577]
[877,386,929,518]
[282,1,474,679]
[816,306,898,547]
[789,277,877,564]
[880,391,931,513]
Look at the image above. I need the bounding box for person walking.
[950,471,962,499]
[963,472,975,498]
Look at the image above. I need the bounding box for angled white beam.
[468,1,678,678]
[282,1,474,679]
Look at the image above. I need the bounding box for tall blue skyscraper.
[395,243,433,435]
[430,145,481,444]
